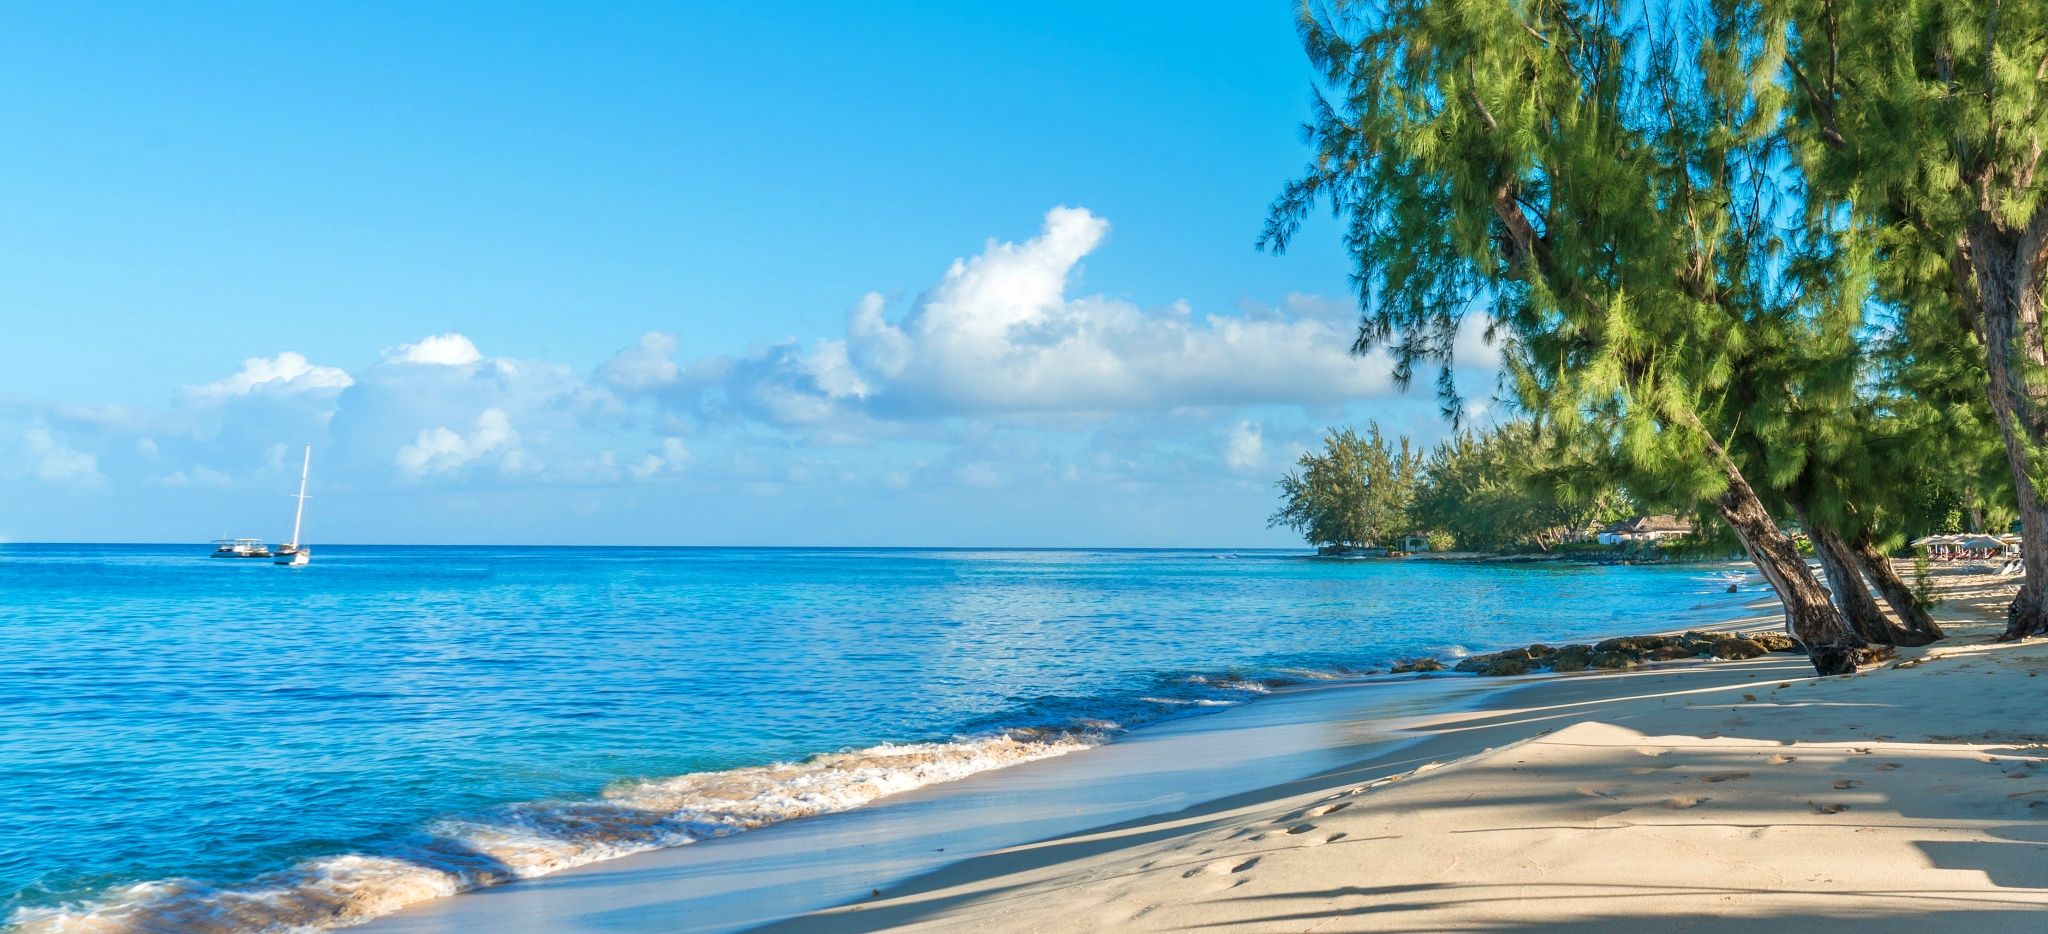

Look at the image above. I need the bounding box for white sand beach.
[356,563,2048,933]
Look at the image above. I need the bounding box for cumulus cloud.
[187,352,354,401]
[602,206,1405,430]
[394,408,523,477]
[382,333,484,366]
[24,427,103,486]
[854,208,1392,414]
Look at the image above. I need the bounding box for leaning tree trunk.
[1850,537,1945,643]
[1710,474,1869,675]
[1969,225,2048,640]
[1806,520,1933,647]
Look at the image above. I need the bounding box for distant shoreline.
[1309,546,1725,566]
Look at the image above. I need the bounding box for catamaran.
[273,445,312,567]
[210,538,272,558]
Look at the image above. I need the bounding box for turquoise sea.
[0,544,1751,930]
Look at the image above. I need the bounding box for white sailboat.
[274,445,312,567]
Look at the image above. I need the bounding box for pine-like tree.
[1770,0,2048,638]
[1271,424,1423,549]
[1263,0,1877,672]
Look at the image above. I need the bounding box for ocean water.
[0,544,1751,931]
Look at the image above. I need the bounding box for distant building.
[1398,534,1431,552]
[1597,515,1693,545]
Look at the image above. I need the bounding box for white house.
[1597,515,1693,546]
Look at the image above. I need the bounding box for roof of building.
[1602,514,1693,535]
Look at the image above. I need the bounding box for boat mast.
[288,444,311,549]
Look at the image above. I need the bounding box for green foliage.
[1410,421,1634,552]
[1274,419,1633,553]
[1261,0,1864,528]
[1269,424,1423,548]
[1912,555,1943,611]
[1261,1,2039,594]
[1771,0,2048,547]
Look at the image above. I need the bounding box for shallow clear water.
[0,544,1749,927]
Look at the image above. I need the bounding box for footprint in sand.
[1766,754,1797,765]
[1832,779,1863,789]
[1664,796,1707,809]
[1877,763,1904,771]
[1810,801,1851,814]
[1187,857,1259,878]
[1304,801,1352,818]
[1324,831,1349,844]
[1285,823,1318,835]
[1700,771,1751,783]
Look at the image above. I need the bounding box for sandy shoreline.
[750,563,2048,931]
[355,562,2047,933]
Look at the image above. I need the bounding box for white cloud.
[1225,421,1265,473]
[394,408,522,477]
[0,205,1483,534]
[382,333,484,366]
[24,427,102,486]
[857,206,1397,415]
[605,207,1404,430]
[597,332,682,391]
[187,351,353,401]
[628,437,690,479]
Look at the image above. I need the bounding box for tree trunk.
[1712,478,1868,675]
[1969,225,2048,640]
[1802,518,1892,643]
[1806,520,1934,647]
[1850,537,1945,643]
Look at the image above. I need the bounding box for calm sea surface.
[0,544,1749,928]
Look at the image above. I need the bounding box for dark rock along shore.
[1402,629,1861,677]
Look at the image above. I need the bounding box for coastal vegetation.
[1269,424,1422,551]
[1272,420,1636,554]
[1262,0,2046,673]
[1410,420,1634,553]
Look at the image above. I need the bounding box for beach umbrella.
[2001,533,2023,543]
[1955,534,2005,550]
[1909,534,1952,547]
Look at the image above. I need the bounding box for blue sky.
[0,2,1496,546]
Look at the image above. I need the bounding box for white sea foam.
[12,730,1104,934]
[1179,674,1271,694]
[1139,696,1239,707]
